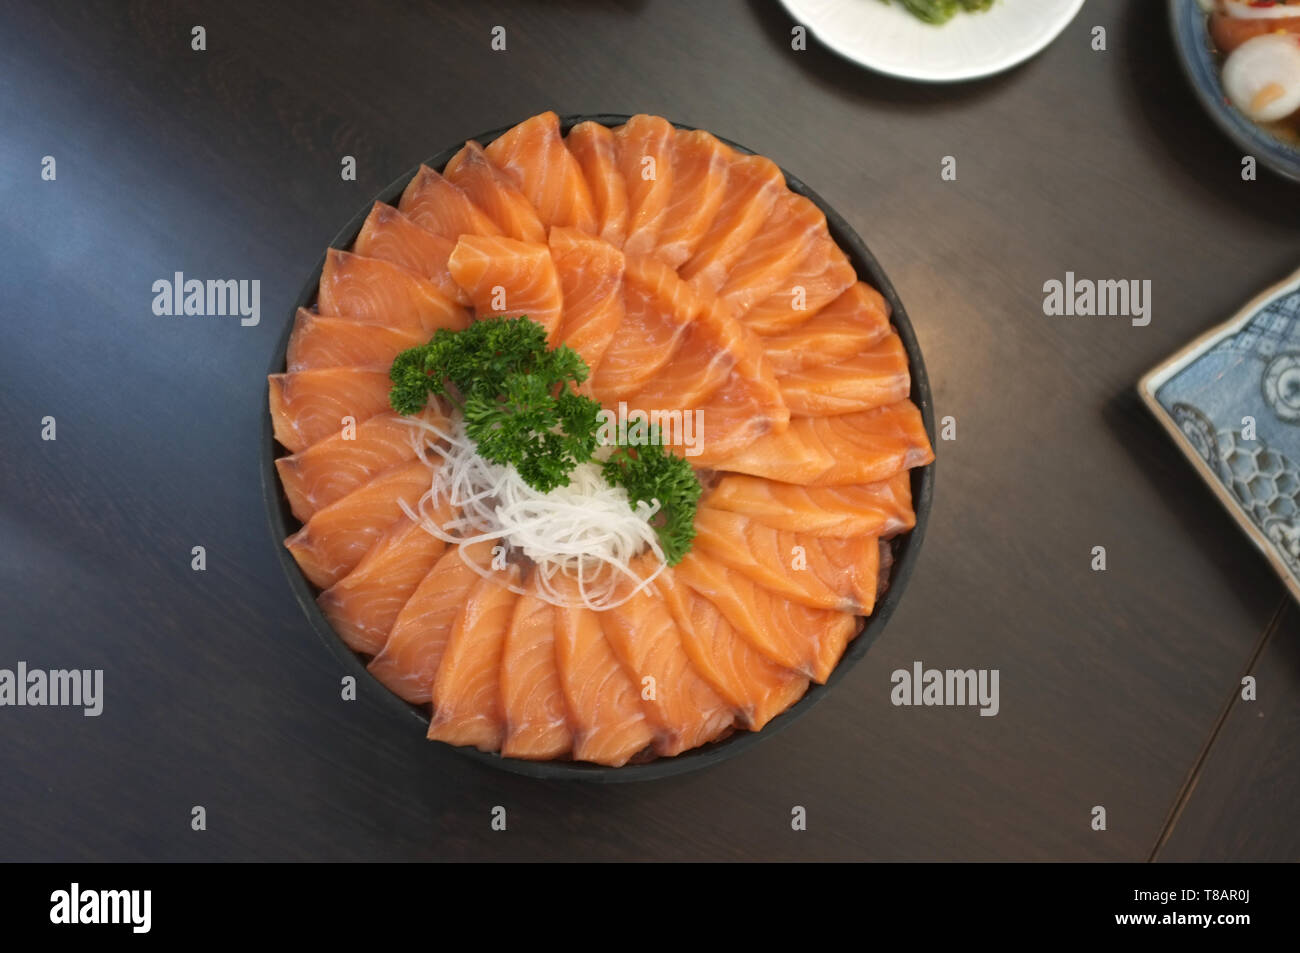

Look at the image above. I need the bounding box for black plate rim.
[261,112,936,783]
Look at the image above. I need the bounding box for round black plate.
[261,114,936,782]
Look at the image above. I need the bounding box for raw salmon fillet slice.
[485,111,598,234]
[621,296,746,414]
[566,121,629,247]
[284,460,432,590]
[446,234,565,339]
[762,282,892,374]
[552,583,655,766]
[444,140,546,244]
[614,115,677,257]
[653,129,730,268]
[815,535,884,615]
[353,202,471,305]
[427,563,521,751]
[693,506,882,612]
[713,400,933,485]
[275,409,438,523]
[707,469,916,538]
[268,368,393,454]
[681,379,788,466]
[656,569,809,730]
[499,578,573,760]
[744,239,856,336]
[367,542,485,704]
[677,551,857,683]
[601,560,735,756]
[676,338,790,465]
[317,513,449,654]
[680,152,785,293]
[397,165,502,240]
[548,227,625,381]
[672,550,820,677]
[718,192,827,319]
[590,255,705,402]
[286,310,426,371]
[317,249,470,335]
[779,331,910,417]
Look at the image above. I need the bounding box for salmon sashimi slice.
[653,129,730,268]
[672,551,815,676]
[286,310,426,371]
[614,114,676,257]
[779,331,911,417]
[813,535,884,615]
[589,255,705,402]
[692,506,848,609]
[761,282,892,375]
[274,409,438,523]
[718,192,827,319]
[679,152,785,293]
[552,584,655,767]
[427,562,522,751]
[656,569,809,730]
[693,506,879,612]
[712,400,933,485]
[317,249,470,335]
[801,608,858,682]
[707,469,916,538]
[268,367,393,454]
[353,202,471,305]
[743,239,856,335]
[317,513,449,654]
[548,226,625,382]
[499,580,573,760]
[601,561,735,756]
[566,120,629,247]
[676,336,790,465]
[484,111,598,234]
[446,234,565,339]
[397,164,502,240]
[366,543,485,704]
[674,550,856,683]
[621,297,746,414]
[444,140,547,244]
[284,460,432,590]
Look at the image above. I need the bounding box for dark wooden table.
[2,0,1297,862]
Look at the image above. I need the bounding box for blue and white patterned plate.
[1141,267,1300,600]
[1169,0,1300,185]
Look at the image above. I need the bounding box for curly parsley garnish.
[601,439,702,566]
[389,316,700,563]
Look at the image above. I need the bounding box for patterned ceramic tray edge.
[1139,265,1300,603]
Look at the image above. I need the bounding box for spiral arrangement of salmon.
[268,112,935,766]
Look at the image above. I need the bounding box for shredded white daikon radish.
[397,412,666,611]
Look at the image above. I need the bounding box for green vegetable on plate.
[885,0,995,26]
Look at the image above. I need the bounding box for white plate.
[780,0,1086,83]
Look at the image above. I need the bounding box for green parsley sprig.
[602,439,702,565]
[389,317,598,493]
[388,316,701,564]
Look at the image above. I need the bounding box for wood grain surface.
[1156,603,1300,862]
[0,0,1296,861]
